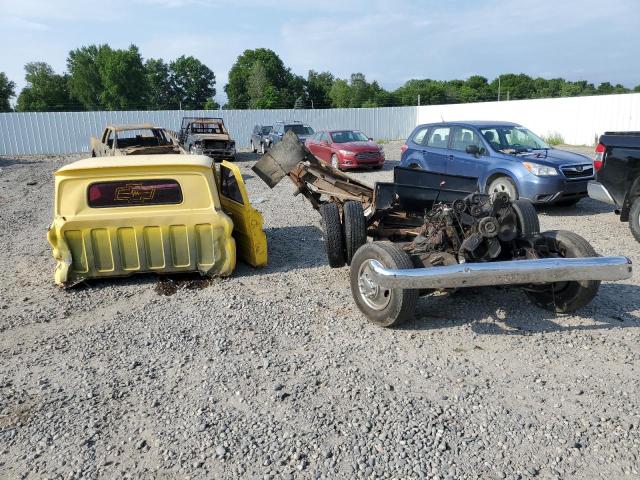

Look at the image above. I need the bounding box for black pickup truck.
[588,131,640,241]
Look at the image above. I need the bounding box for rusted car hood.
[189,133,231,142]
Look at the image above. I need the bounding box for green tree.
[67,44,148,110]
[97,45,147,110]
[306,70,334,108]
[225,48,300,109]
[145,58,173,109]
[169,55,216,110]
[247,60,279,109]
[16,62,71,111]
[67,44,104,109]
[634,85,640,93]
[328,79,351,107]
[0,72,16,111]
[392,79,447,106]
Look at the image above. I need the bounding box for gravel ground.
[1,142,639,479]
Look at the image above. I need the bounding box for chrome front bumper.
[369,256,632,290]
[588,181,616,205]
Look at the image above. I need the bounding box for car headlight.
[523,162,558,176]
[338,149,355,156]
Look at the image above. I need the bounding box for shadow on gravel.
[401,283,640,335]
[537,198,613,217]
[0,157,45,167]
[234,151,259,164]
[236,225,326,276]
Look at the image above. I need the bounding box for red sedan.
[305,130,385,170]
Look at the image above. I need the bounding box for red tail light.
[594,143,605,172]
[400,144,408,154]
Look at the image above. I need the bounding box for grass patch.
[376,139,388,145]
[542,132,565,146]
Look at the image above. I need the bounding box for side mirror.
[465,145,480,155]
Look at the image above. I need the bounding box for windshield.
[480,126,549,153]
[190,122,225,134]
[261,126,272,134]
[330,130,370,143]
[285,124,314,135]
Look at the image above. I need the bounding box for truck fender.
[621,176,640,222]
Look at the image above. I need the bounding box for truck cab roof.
[57,154,214,174]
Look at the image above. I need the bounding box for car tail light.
[400,144,408,154]
[594,143,605,172]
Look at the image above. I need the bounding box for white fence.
[1,93,639,155]
[0,107,417,155]
[417,93,640,146]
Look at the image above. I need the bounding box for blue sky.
[1,0,639,104]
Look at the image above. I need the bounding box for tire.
[319,203,345,268]
[555,198,581,207]
[350,242,419,327]
[511,199,540,236]
[343,201,367,265]
[331,154,341,170]
[488,176,518,200]
[630,197,640,243]
[524,230,600,313]
[251,141,257,153]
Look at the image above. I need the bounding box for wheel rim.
[261,143,265,154]
[332,156,339,168]
[490,180,514,199]
[357,260,391,310]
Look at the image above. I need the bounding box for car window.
[480,128,502,151]
[412,127,429,145]
[88,179,182,208]
[220,165,244,205]
[426,127,450,148]
[320,132,329,142]
[261,126,272,135]
[450,127,485,153]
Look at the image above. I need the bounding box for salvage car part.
[48,155,266,287]
[253,131,633,326]
[349,190,632,326]
[350,242,418,327]
[319,203,345,268]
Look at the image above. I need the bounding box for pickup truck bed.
[588,131,640,241]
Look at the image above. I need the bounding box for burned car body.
[90,124,183,157]
[179,117,236,161]
[253,132,632,326]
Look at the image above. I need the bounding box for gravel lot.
[1,142,639,479]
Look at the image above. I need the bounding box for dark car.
[268,121,314,148]
[250,125,272,155]
[401,121,594,206]
[305,130,385,170]
[588,131,640,241]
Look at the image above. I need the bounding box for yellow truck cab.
[48,154,267,286]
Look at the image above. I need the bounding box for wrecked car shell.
[180,117,236,161]
[90,124,184,157]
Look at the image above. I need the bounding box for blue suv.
[400,121,594,206]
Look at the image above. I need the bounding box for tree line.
[1,45,639,112]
